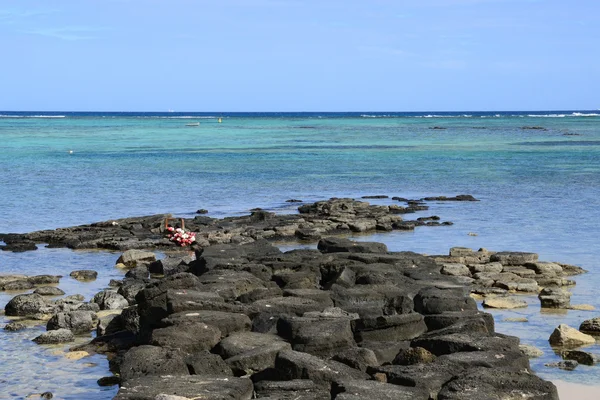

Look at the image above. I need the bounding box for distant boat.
[185,122,200,126]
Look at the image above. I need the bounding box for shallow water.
[1,111,600,397]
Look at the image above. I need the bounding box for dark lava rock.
[438,367,558,399]
[545,360,579,370]
[114,375,254,400]
[196,208,209,214]
[413,287,477,315]
[162,310,251,338]
[562,350,597,366]
[149,322,221,353]
[5,293,48,316]
[318,237,388,254]
[69,270,98,281]
[97,376,120,386]
[27,275,61,285]
[215,332,291,359]
[277,315,355,356]
[226,341,291,376]
[119,345,189,382]
[47,310,97,334]
[579,317,600,334]
[422,195,478,201]
[393,347,436,365]
[32,329,74,344]
[185,350,233,376]
[330,347,379,372]
[352,313,427,343]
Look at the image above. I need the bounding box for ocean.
[1,111,599,398]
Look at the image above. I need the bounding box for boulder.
[4,321,27,331]
[359,341,410,365]
[5,293,48,316]
[47,310,97,334]
[413,287,477,315]
[226,341,291,375]
[114,375,253,400]
[252,297,325,316]
[116,249,156,268]
[524,262,564,276]
[548,324,596,347]
[27,275,61,285]
[368,361,461,396]
[423,311,495,332]
[579,317,600,334]
[2,280,34,291]
[545,360,578,370]
[32,328,74,344]
[561,350,597,366]
[69,270,98,281]
[538,287,571,309]
[412,332,519,356]
[92,290,129,310]
[277,315,355,356]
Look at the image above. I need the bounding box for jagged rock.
[69,270,98,281]
[32,328,74,344]
[215,332,290,359]
[524,262,563,276]
[548,324,596,347]
[423,311,495,332]
[482,297,528,309]
[226,341,291,376]
[114,375,253,400]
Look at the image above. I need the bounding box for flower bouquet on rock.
[164,218,196,247]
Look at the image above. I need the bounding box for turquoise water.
[1,111,600,398]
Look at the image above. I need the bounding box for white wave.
[528,114,566,118]
[571,112,599,117]
[360,114,393,118]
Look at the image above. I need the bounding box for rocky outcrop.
[53,237,558,399]
[1,198,457,252]
[549,324,596,347]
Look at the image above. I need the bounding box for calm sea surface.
[1,111,599,398]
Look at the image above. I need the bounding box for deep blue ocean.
[1,111,599,398]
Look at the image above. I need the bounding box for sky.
[0,0,598,111]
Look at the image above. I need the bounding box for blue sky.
[1,0,598,111]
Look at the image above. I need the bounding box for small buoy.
[68,150,73,154]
